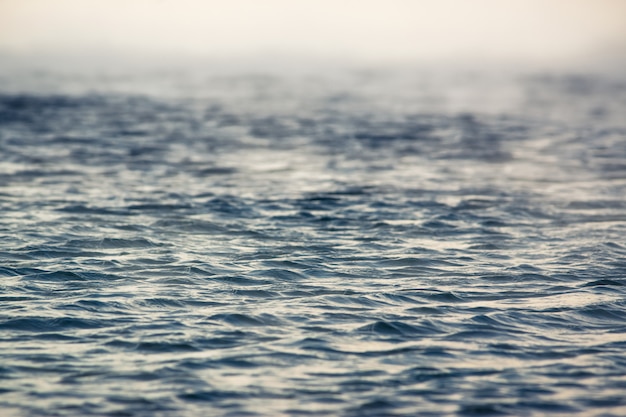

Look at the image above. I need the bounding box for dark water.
[1,69,626,416]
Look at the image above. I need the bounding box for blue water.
[1,68,626,416]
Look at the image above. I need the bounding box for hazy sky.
[1,0,625,67]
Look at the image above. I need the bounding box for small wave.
[355,320,442,337]
[209,313,283,327]
[2,73,626,416]
[0,317,107,332]
[64,237,160,249]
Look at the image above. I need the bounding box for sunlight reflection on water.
[0,68,625,416]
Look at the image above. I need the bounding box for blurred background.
[1,0,625,74]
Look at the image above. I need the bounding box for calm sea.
[1,66,626,416]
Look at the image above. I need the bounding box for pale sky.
[1,0,625,67]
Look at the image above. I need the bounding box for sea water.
[1,67,626,416]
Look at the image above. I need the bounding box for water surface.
[1,69,626,416]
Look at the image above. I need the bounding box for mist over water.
[1,47,626,416]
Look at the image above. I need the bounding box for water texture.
[1,70,626,416]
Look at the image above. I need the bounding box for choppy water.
[1,68,626,416]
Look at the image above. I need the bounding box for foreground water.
[1,67,626,416]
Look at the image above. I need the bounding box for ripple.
[0,317,108,332]
[1,71,626,416]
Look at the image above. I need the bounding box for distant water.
[1,68,626,416]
